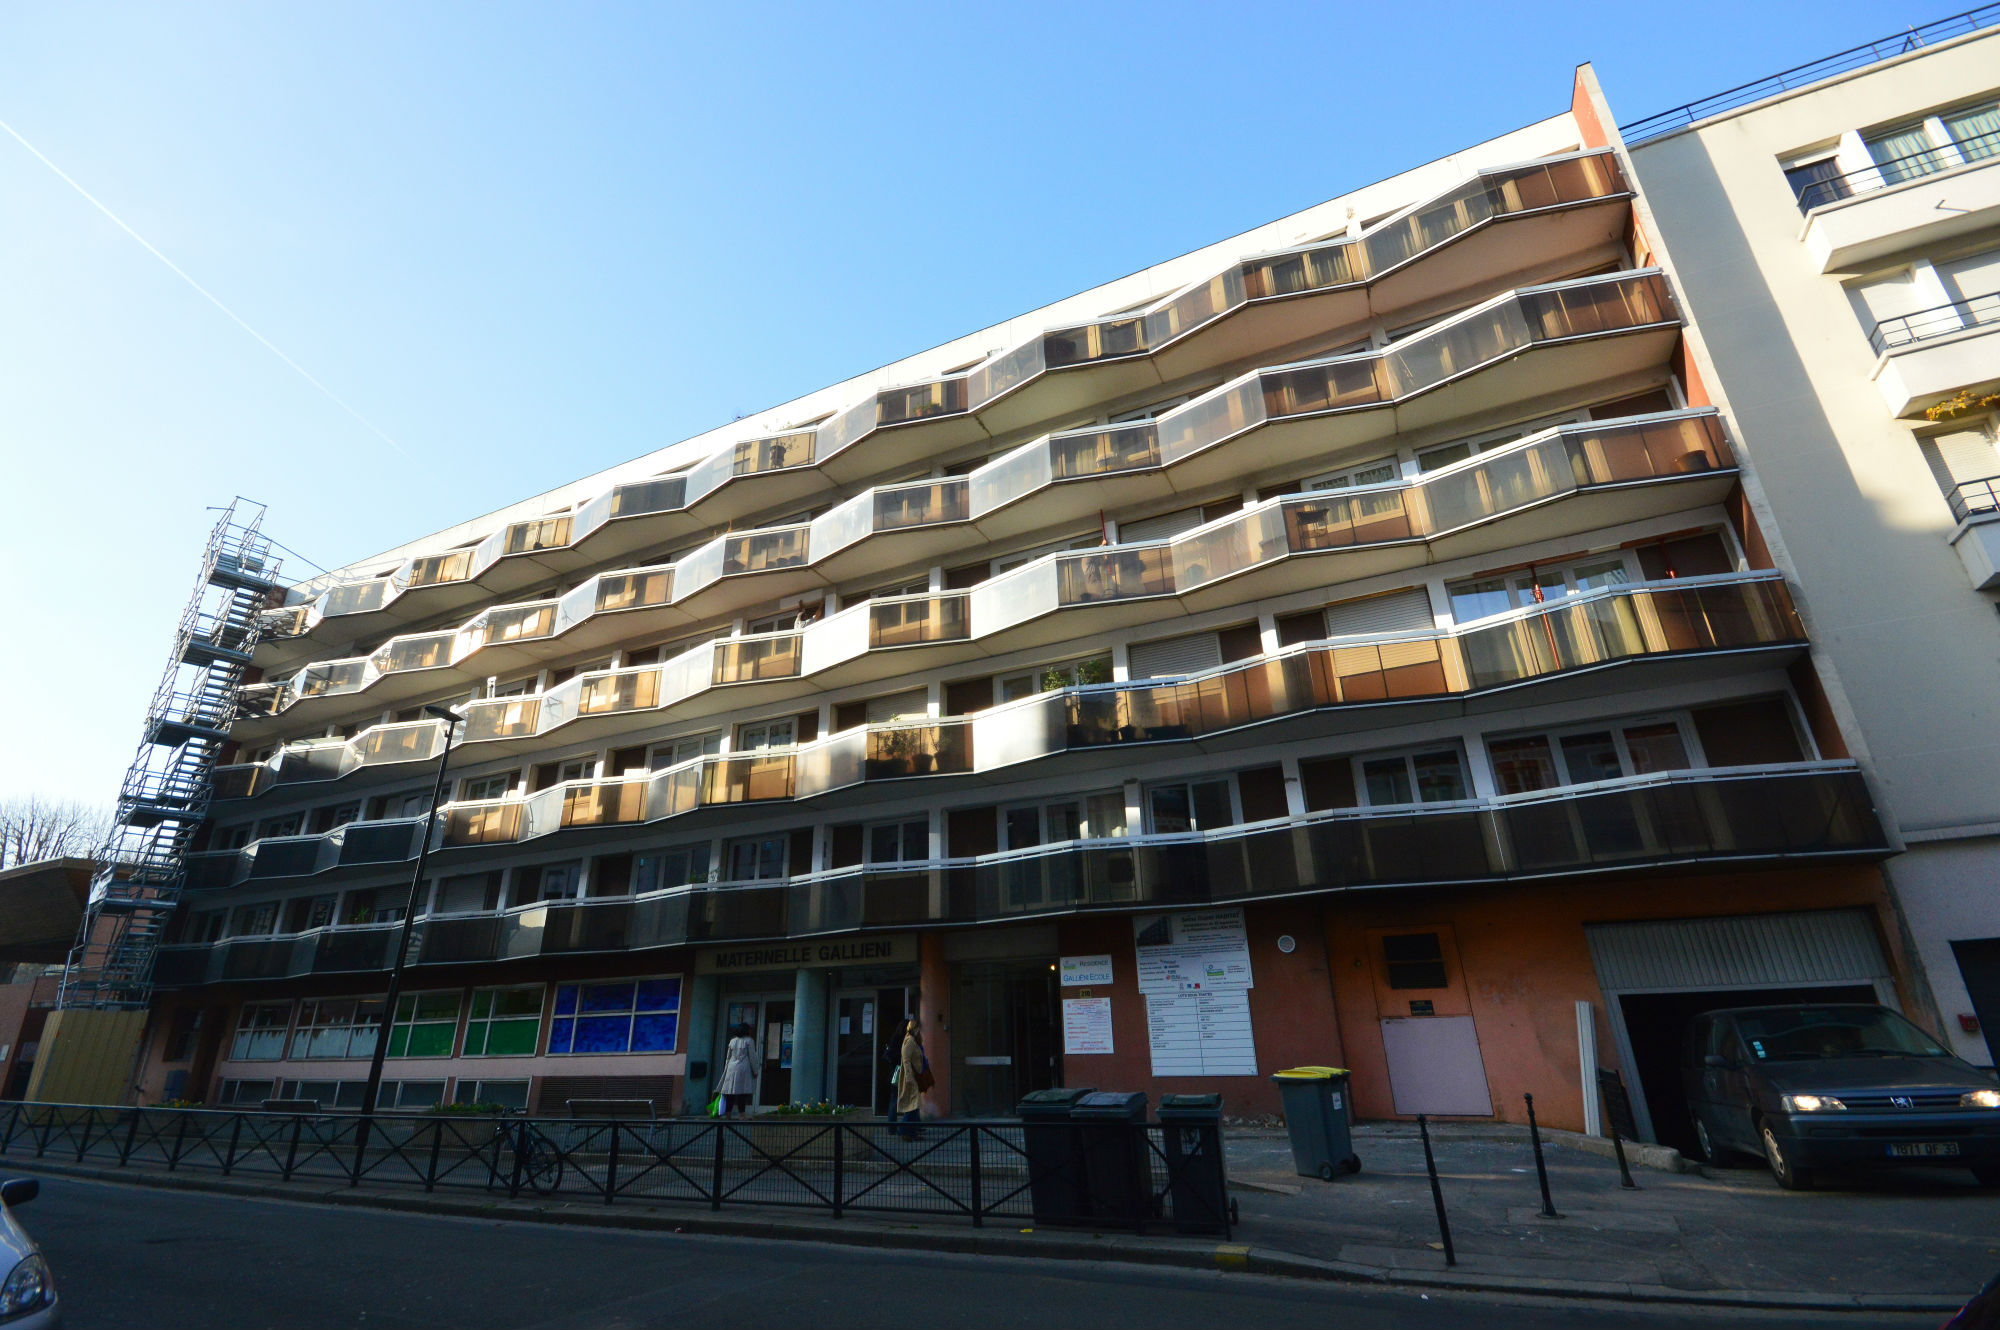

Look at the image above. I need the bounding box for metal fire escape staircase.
[59,501,283,1010]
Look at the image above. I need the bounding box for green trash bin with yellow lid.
[1272,1066,1359,1180]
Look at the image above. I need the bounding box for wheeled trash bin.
[1071,1091,1150,1228]
[1272,1066,1359,1180]
[1156,1093,1231,1235]
[1017,1086,1094,1225]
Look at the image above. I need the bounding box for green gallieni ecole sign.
[693,935,919,975]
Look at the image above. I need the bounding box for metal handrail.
[1621,6,2000,144]
[1797,128,2000,212]
[1870,291,2000,352]
[1947,474,2000,522]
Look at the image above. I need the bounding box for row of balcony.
[233,391,1720,744]
[199,573,1805,873]
[155,763,1887,987]
[260,154,1634,653]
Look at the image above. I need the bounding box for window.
[289,998,385,1059]
[650,732,722,770]
[535,863,582,902]
[453,1079,530,1111]
[281,895,336,932]
[460,771,519,802]
[229,1001,292,1060]
[212,825,251,851]
[217,1078,276,1106]
[1784,155,1848,208]
[1085,791,1129,839]
[344,886,407,925]
[1446,554,1632,623]
[1304,456,1399,490]
[433,872,501,914]
[1383,933,1448,990]
[309,802,360,833]
[186,911,225,944]
[1943,101,2000,162]
[1865,122,1945,185]
[548,978,681,1055]
[1003,801,1083,850]
[1359,749,1469,806]
[491,676,536,698]
[734,718,796,751]
[463,986,546,1057]
[634,843,711,892]
[228,901,279,936]
[1143,779,1235,834]
[725,835,788,881]
[998,654,1112,702]
[1487,718,1694,794]
[164,1010,204,1062]
[382,789,430,820]
[556,758,595,785]
[387,992,462,1058]
[259,813,302,839]
[866,818,929,864]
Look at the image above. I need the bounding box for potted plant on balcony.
[1928,388,2000,423]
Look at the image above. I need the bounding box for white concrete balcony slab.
[1801,146,2000,274]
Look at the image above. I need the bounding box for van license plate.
[1887,1142,1960,1158]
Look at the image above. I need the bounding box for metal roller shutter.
[1323,587,1435,639]
[1126,630,1223,680]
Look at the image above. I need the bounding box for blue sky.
[0,0,1912,804]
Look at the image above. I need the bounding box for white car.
[0,1180,57,1327]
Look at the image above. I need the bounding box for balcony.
[1869,294,2000,416]
[238,410,1741,759]
[260,154,1631,655]
[1801,131,2000,273]
[151,763,1886,985]
[213,575,1805,860]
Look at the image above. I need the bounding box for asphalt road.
[8,1173,1954,1330]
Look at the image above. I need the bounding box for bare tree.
[0,796,111,871]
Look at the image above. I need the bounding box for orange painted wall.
[918,932,951,1119]
[1322,863,1902,1132]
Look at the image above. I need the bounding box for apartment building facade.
[78,65,1918,1153]
[1619,12,2000,1070]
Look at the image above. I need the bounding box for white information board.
[1134,907,1257,1076]
[1133,908,1254,993]
[1059,954,1114,987]
[1062,997,1115,1055]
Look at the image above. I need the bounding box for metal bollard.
[1524,1093,1559,1218]
[1417,1114,1456,1267]
[1610,1123,1639,1190]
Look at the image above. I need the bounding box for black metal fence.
[0,1102,1231,1237]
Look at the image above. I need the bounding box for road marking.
[1215,1244,1251,1269]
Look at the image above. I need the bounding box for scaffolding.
[59,500,283,1011]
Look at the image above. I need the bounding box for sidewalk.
[9,1119,1993,1314]
[1227,1122,1999,1308]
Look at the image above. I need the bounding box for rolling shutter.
[1322,587,1435,639]
[1127,630,1223,680]
[1119,505,1207,543]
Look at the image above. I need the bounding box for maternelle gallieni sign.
[694,935,918,975]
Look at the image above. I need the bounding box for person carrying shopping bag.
[715,1022,757,1117]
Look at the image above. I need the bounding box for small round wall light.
[1276,934,1297,954]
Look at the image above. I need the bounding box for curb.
[12,1158,1965,1315]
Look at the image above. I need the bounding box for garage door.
[1584,910,1896,1149]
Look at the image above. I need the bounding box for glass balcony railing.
[153,764,1883,982]
[1160,271,1676,465]
[811,478,971,559]
[671,525,811,603]
[369,632,454,676]
[286,154,1629,635]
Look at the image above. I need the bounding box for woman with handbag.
[893,1017,929,1139]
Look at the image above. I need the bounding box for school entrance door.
[950,959,1060,1117]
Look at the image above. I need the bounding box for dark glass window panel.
[553,985,578,1016]
[548,1018,574,1054]
[1623,723,1690,774]
[573,1015,631,1054]
[1363,758,1413,806]
[631,1014,677,1051]
[1489,736,1557,794]
[1559,731,1622,785]
[1383,932,1449,989]
[635,978,680,1011]
[1413,750,1468,802]
[581,982,635,1013]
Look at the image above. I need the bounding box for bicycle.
[502,1119,565,1196]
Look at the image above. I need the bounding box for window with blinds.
[1126,630,1223,680]
[1118,505,1207,544]
[1322,588,1436,639]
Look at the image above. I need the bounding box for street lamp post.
[359,704,463,1120]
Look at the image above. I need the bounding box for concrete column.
[682,973,720,1107]
[790,966,831,1106]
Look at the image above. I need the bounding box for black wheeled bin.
[1272,1066,1359,1180]
[1071,1091,1150,1229]
[1156,1093,1230,1235]
[1017,1086,1094,1225]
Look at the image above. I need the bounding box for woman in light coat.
[716,1022,757,1117]
[893,1017,925,1138]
